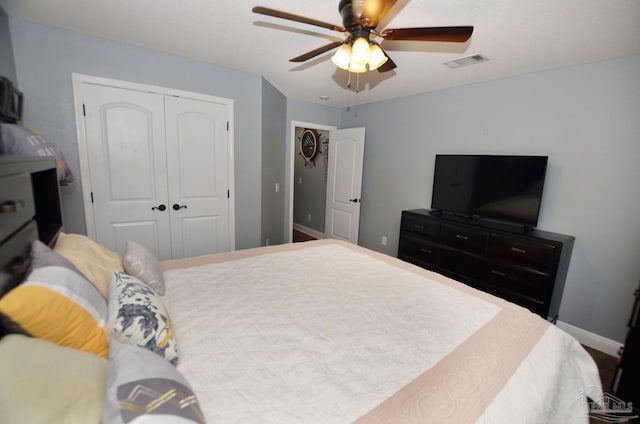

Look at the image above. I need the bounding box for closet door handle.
[172,203,187,211]
[152,204,167,211]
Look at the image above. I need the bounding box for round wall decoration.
[300,128,321,166]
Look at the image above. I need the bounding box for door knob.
[349,198,360,203]
[172,203,187,211]
[151,204,167,211]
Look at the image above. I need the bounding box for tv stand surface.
[432,210,536,235]
[398,209,575,320]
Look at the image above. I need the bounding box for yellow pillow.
[54,232,124,298]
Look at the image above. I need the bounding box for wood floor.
[293,229,317,243]
[584,346,618,393]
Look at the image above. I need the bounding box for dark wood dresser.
[398,209,575,320]
[1,157,62,296]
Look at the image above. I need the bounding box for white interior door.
[325,127,365,243]
[165,96,230,259]
[83,83,172,259]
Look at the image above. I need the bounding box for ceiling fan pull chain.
[356,72,360,93]
[347,71,352,89]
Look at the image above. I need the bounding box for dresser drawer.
[399,233,457,271]
[488,234,556,270]
[441,224,489,251]
[459,253,551,302]
[0,173,35,241]
[401,213,440,238]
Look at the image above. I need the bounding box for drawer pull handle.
[420,248,433,254]
[456,234,468,240]
[7,253,31,275]
[511,247,527,254]
[0,200,25,214]
[414,224,425,230]
[491,269,507,277]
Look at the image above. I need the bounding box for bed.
[0,157,602,423]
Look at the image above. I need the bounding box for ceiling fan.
[252,0,474,75]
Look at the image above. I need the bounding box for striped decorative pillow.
[0,241,109,358]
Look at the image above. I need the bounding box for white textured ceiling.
[2,0,640,108]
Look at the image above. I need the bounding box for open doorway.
[287,121,336,243]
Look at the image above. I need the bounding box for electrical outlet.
[381,236,387,246]
[298,177,303,184]
[275,182,280,193]
[266,238,270,246]
[307,213,311,221]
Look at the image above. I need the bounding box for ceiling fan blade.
[290,41,344,62]
[253,6,345,32]
[359,0,398,28]
[382,26,474,42]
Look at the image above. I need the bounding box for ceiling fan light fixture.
[331,43,352,70]
[348,61,367,73]
[351,37,371,64]
[368,43,388,71]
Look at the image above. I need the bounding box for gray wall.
[293,127,329,233]
[9,18,263,249]
[341,55,640,343]
[261,78,286,246]
[0,6,16,84]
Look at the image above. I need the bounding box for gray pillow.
[123,241,165,295]
[103,339,205,424]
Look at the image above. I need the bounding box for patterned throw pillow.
[107,272,178,365]
[103,339,204,424]
[123,241,165,295]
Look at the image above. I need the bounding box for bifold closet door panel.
[164,96,230,259]
[83,84,172,260]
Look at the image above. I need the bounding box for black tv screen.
[431,155,548,227]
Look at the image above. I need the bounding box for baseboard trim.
[557,320,622,358]
[293,223,325,240]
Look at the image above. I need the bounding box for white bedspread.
[163,241,601,423]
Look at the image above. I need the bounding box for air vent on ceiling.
[444,54,489,69]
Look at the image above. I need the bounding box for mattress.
[162,239,601,423]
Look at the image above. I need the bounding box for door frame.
[287,120,337,243]
[72,73,236,250]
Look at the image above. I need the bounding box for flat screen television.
[431,155,548,227]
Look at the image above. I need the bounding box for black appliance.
[0,76,23,123]
[431,154,548,227]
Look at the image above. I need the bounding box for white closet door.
[164,96,230,259]
[325,127,365,244]
[83,84,172,260]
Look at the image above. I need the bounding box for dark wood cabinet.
[398,209,575,320]
[0,157,61,296]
